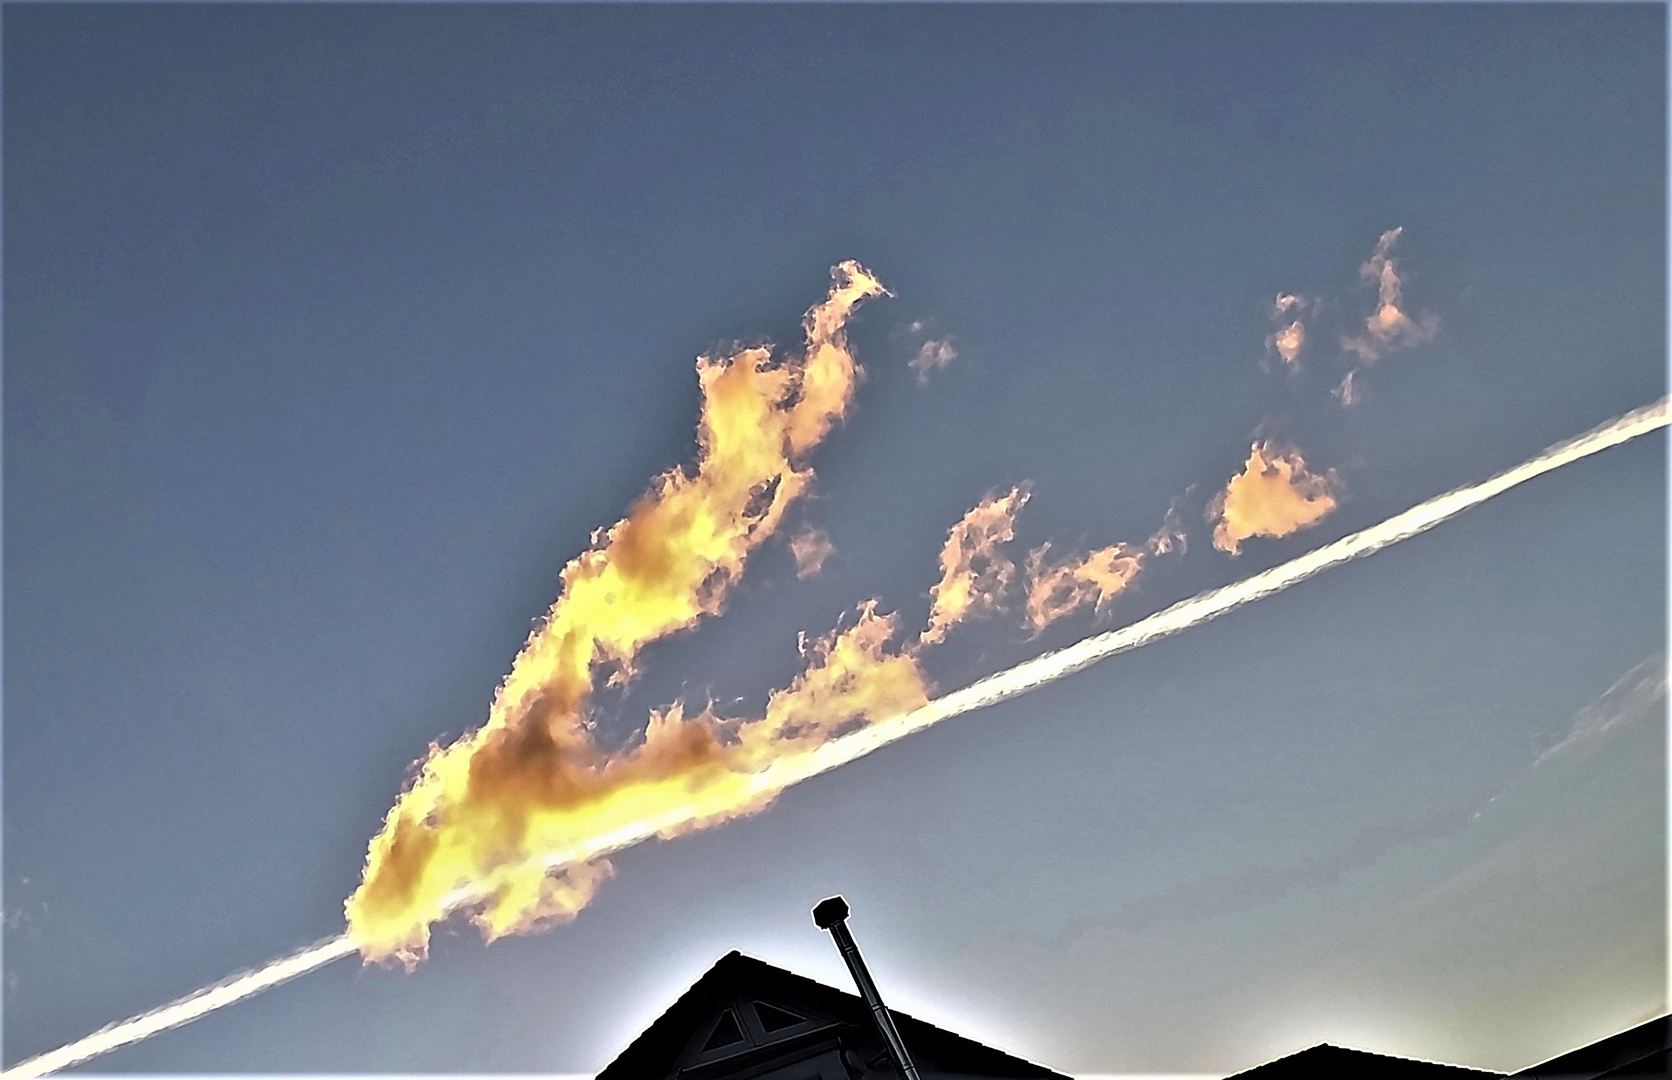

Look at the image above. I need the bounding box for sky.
[3,4,1666,1077]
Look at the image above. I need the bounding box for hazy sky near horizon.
[4,5,1666,1076]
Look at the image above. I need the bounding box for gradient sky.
[4,4,1666,1077]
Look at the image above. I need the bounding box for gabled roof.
[1507,1014,1670,1079]
[596,950,1068,1080]
[1224,1043,1505,1078]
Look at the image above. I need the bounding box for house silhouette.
[596,951,1068,1080]
[596,950,1669,1079]
[1224,1043,1503,1078]
[1225,1013,1669,1079]
[1503,1014,1669,1079]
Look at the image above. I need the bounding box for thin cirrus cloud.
[1060,652,1665,939]
[1535,653,1666,766]
[1208,443,1340,556]
[1096,805,1475,935]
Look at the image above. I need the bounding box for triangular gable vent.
[700,1009,746,1052]
[752,1000,809,1034]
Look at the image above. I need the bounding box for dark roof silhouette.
[1506,1014,1670,1079]
[1224,1043,1505,1078]
[596,950,1068,1080]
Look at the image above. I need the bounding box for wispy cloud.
[1024,541,1146,633]
[1146,496,1190,556]
[1340,227,1437,364]
[788,527,833,578]
[1268,293,1312,366]
[1055,654,1667,942]
[1262,230,1436,403]
[1098,807,1474,935]
[922,486,1030,645]
[910,337,957,385]
[1022,497,1191,634]
[1333,369,1361,407]
[1536,653,1666,766]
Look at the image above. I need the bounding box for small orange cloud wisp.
[921,486,1030,645]
[1021,498,1193,633]
[1209,442,1340,555]
[1024,542,1145,633]
[1271,320,1306,365]
[1268,293,1309,365]
[344,262,903,964]
[1341,227,1437,363]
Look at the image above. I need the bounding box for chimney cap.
[811,896,849,929]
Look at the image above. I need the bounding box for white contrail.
[8,398,1664,1080]
[4,934,357,1078]
[815,396,1670,778]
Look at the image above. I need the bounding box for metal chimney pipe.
[812,896,923,1080]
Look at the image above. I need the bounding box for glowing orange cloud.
[1271,320,1306,365]
[1024,541,1145,633]
[789,527,834,578]
[1021,496,1194,633]
[345,262,892,964]
[1209,442,1340,555]
[1341,227,1437,363]
[749,602,928,752]
[921,486,1030,645]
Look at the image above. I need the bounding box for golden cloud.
[921,486,1030,645]
[1024,542,1145,633]
[1209,442,1340,555]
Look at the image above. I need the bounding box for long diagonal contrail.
[8,397,1664,1080]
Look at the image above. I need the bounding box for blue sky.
[4,4,1665,1076]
